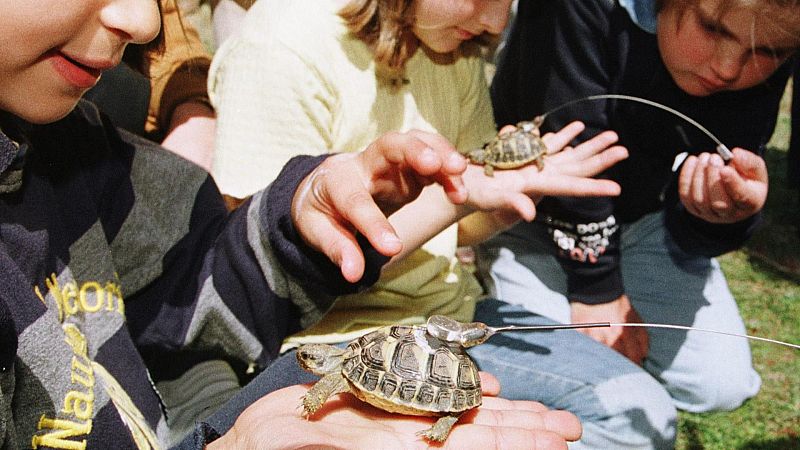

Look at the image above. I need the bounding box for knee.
[670,364,761,412]
[580,373,678,449]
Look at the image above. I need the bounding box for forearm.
[386,184,472,264]
[457,211,516,247]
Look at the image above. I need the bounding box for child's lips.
[455,28,477,40]
[697,75,727,91]
[49,51,115,89]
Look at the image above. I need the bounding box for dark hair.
[121,0,166,74]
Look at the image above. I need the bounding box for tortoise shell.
[468,121,548,175]
[341,324,482,416]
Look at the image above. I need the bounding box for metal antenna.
[488,322,800,350]
[534,94,734,162]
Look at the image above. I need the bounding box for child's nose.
[100,0,162,45]
[478,1,511,36]
[711,41,745,82]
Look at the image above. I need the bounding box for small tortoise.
[467,120,549,176]
[296,323,482,442]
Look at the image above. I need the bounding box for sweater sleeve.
[663,175,763,257]
[492,0,624,304]
[103,120,386,380]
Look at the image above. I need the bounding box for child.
[480,0,799,447]
[209,0,628,343]
[0,0,605,447]
[207,1,697,447]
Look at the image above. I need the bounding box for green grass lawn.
[675,84,800,449]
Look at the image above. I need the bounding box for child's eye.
[699,18,722,36]
[753,47,794,62]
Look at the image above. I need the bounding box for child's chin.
[673,78,716,98]
[16,101,78,124]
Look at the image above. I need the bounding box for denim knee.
[576,372,678,450]
[665,361,761,412]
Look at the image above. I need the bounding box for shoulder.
[617,0,658,33]
[212,0,351,78]
[513,0,620,39]
[517,0,617,21]
[236,0,345,50]
[64,101,206,181]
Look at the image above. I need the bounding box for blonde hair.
[338,0,497,73]
[657,0,800,46]
[338,0,418,71]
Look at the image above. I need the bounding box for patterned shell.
[341,325,482,414]
[469,121,547,170]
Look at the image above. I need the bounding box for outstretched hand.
[291,131,468,282]
[678,148,768,224]
[462,122,627,223]
[210,372,582,450]
[457,122,628,245]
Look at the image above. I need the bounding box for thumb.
[728,148,767,182]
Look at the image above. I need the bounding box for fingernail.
[420,147,437,163]
[382,231,402,247]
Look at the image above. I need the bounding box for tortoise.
[296,323,482,442]
[467,120,549,176]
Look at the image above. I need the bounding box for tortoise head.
[296,344,346,376]
[467,149,486,165]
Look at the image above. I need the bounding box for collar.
[0,120,27,194]
[0,128,17,175]
[618,0,658,34]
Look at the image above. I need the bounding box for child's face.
[657,0,798,97]
[412,0,513,54]
[0,0,161,124]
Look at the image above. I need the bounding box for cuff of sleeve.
[264,155,389,297]
[667,206,760,257]
[567,267,625,304]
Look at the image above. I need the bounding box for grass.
[674,83,800,449]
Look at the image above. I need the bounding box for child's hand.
[678,148,768,224]
[209,373,582,450]
[570,295,649,366]
[458,122,627,237]
[291,131,467,282]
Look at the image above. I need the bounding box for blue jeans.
[476,211,761,449]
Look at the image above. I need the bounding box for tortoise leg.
[535,157,545,171]
[417,413,461,442]
[302,373,350,416]
[484,165,494,177]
